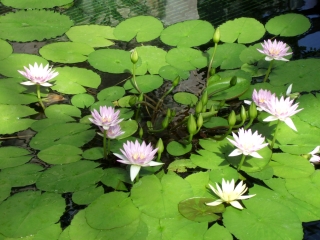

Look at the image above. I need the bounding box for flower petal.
[284,117,297,131]
[230,200,244,209]
[130,165,141,181]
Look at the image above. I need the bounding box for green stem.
[270,120,281,150]
[206,42,218,83]
[237,154,246,171]
[152,86,175,123]
[36,84,45,111]
[103,130,107,159]
[131,63,141,94]
[107,138,110,156]
[263,60,274,83]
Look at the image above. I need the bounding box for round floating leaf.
[101,167,131,191]
[117,120,138,139]
[0,191,65,238]
[71,93,95,108]
[72,185,104,205]
[168,159,197,173]
[167,141,192,156]
[208,167,239,185]
[0,146,31,169]
[191,149,229,170]
[297,93,320,128]
[38,144,83,164]
[88,49,131,73]
[220,17,265,43]
[266,13,311,37]
[51,67,101,94]
[0,53,47,78]
[113,16,163,42]
[0,178,11,202]
[185,172,211,197]
[30,122,95,150]
[166,47,207,71]
[203,116,228,128]
[178,197,224,222]
[39,42,94,63]
[1,0,73,9]
[0,10,73,41]
[36,160,103,193]
[82,147,103,160]
[160,20,214,47]
[66,25,116,47]
[204,223,233,240]
[0,104,36,134]
[45,104,81,122]
[97,86,125,102]
[86,192,140,229]
[158,65,190,80]
[124,75,163,94]
[30,118,67,132]
[0,39,12,60]
[239,43,266,65]
[0,164,43,187]
[173,92,198,106]
[0,83,38,105]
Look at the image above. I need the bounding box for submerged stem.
[263,60,274,83]
[36,84,46,111]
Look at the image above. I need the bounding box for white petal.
[147,161,164,166]
[230,201,244,209]
[20,81,36,86]
[244,100,252,105]
[238,194,256,200]
[286,84,292,96]
[284,117,297,131]
[310,146,320,155]
[40,82,53,87]
[263,116,278,122]
[249,151,263,159]
[130,165,141,182]
[229,149,243,157]
[206,199,223,206]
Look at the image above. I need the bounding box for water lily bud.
[209,105,215,113]
[187,114,197,135]
[129,95,137,106]
[139,127,143,138]
[202,105,207,113]
[197,113,203,129]
[172,76,181,87]
[228,110,236,127]
[166,109,172,118]
[195,101,203,114]
[209,68,216,76]
[240,105,247,122]
[171,110,176,117]
[201,90,208,106]
[162,116,170,128]
[213,27,220,44]
[138,92,144,102]
[131,49,139,64]
[230,76,237,87]
[156,138,164,154]
[249,102,257,119]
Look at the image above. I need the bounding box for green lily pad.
[117,119,138,139]
[88,49,131,74]
[166,47,207,71]
[191,149,229,170]
[97,86,125,102]
[72,185,104,205]
[160,20,214,47]
[51,67,101,94]
[101,167,131,191]
[296,93,320,128]
[204,223,233,240]
[82,147,103,160]
[0,81,38,105]
[185,172,211,197]
[1,0,73,9]
[266,13,311,37]
[173,92,198,106]
[30,118,67,132]
[30,122,95,150]
[158,65,190,80]
[0,10,73,42]
[220,17,265,43]
[0,146,31,169]
[113,16,163,42]
[178,197,224,222]
[203,116,228,128]
[86,192,140,229]
[36,160,103,193]
[0,104,36,134]
[66,25,116,47]
[39,42,94,63]
[208,168,239,184]
[0,178,11,203]
[45,104,81,122]
[0,39,12,60]
[168,159,197,173]
[71,93,95,108]
[0,191,65,238]
[0,53,48,78]
[37,144,83,164]
[239,43,266,64]
[166,141,192,156]
[123,75,163,94]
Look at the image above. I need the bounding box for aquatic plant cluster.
[0,1,319,240]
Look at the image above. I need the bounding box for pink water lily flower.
[309,146,320,163]
[18,62,58,87]
[206,179,256,210]
[98,124,124,139]
[89,106,123,130]
[263,95,303,131]
[114,140,163,181]
[257,39,292,61]
[227,128,268,158]
[245,89,275,111]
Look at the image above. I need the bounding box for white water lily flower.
[206,179,256,210]
[309,146,320,163]
[257,39,292,61]
[227,128,268,158]
[245,89,275,111]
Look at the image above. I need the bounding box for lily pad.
[45,104,81,122]
[220,17,265,43]
[36,160,103,193]
[101,167,131,191]
[117,119,138,139]
[37,144,83,164]
[160,20,214,47]
[0,146,31,169]
[173,92,198,106]
[66,25,116,47]
[123,75,163,94]
[166,141,192,156]
[113,16,163,42]
[296,93,320,128]
[1,0,73,9]
[0,10,73,41]
[0,178,11,202]
[190,149,229,170]
[72,185,104,205]
[158,65,190,80]
[168,159,197,173]
[97,86,125,102]
[71,93,95,108]
[51,67,101,94]
[39,42,94,63]
[0,39,12,60]
[82,147,103,160]
[266,13,311,37]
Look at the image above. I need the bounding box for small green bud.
[213,27,220,44]
[249,102,257,119]
[187,114,197,135]
[230,76,237,87]
[209,68,216,76]
[172,76,181,87]
[197,113,203,129]
[195,101,203,114]
[156,138,164,154]
[171,110,176,117]
[162,116,170,129]
[209,105,215,113]
[166,109,172,118]
[240,105,247,122]
[202,105,207,113]
[129,95,137,106]
[201,90,208,106]
[228,110,236,127]
[138,92,144,102]
[130,49,139,64]
[139,127,143,138]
